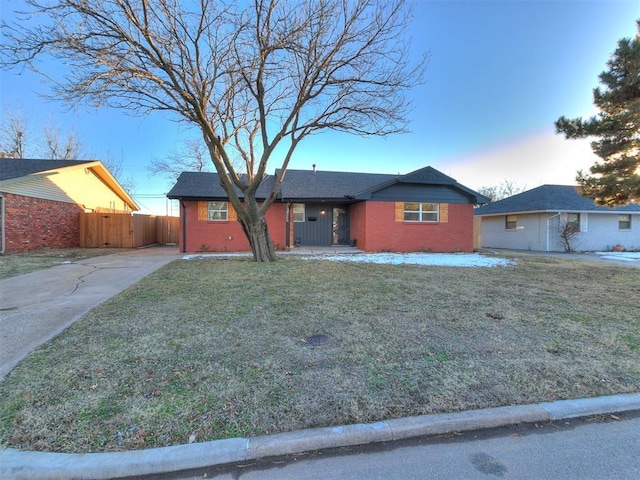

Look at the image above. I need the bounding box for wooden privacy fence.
[80,213,179,248]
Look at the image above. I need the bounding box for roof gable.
[398,166,458,185]
[0,158,139,211]
[474,185,640,215]
[356,166,489,203]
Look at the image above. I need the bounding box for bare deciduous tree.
[1,0,427,261]
[1,107,136,192]
[150,137,215,181]
[1,107,84,159]
[102,151,137,195]
[0,108,29,158]
[558,219,580,253]
[42,125,84,160]
[477,180,526,203]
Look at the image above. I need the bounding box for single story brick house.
[166,165,489,253]
[0,158,139,253]
[474,184,640,252]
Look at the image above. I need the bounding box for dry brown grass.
[0,253,638,453]
[0,248,122,279]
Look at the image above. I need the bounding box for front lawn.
[1,254,638,452]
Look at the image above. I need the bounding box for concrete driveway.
[0,247,181,379]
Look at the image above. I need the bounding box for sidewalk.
[0,246,181,379]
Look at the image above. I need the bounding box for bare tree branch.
[149,136,215,180]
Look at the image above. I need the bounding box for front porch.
[287,203,353,248]
[282,245,363,255]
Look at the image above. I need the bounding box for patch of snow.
[301,253,513,268]
[594,251,640,263]
[183,253,252,260]
[182,251,512,267]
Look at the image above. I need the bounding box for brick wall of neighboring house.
[3,193,83,253]
[352,201,474,253]
[179,200,287,253]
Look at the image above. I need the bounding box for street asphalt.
[0,247,639,479]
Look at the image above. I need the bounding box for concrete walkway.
[0,246,181,379]
[1,246,639,479]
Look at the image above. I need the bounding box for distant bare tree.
[0,108,29,158]
[102,151,137,195]
[42,125,84,160]
[1,108,84,159]
[1,107,135,192]
[477,180,526,202]
[150,137,214,181]
[1,0,427,261]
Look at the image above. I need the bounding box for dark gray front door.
[332,207,350,245]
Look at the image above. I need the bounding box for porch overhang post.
[288,202,294,249]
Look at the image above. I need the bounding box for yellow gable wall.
[1,168,132,212]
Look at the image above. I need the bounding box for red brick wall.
[3,193,83,253]
[350,201,367,250]
[178,199,473,253]
[351,201,474,252]
[179,200,287,253]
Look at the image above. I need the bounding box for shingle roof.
[474,184,640,215]
[0,158,93,181]
[166,172,276,200]
[168,166,489,204]
[278,169,397,200]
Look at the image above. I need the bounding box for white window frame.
[287,203,305,222]
[404,202,439,223]
[208,201,228,221]
[618,214,631,230]
[566,213,580,232]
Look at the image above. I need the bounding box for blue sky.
[1,0,638,215]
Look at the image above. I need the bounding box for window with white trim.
[287,203,305,222]
[619,214,631,230]
[566,213,580,232]
[208,201,228,221]
[404,202,439,222]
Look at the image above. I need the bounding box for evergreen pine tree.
[556,21,640,206]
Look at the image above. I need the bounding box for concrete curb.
[2,392,639,480]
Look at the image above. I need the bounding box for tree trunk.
[238,209,277,262]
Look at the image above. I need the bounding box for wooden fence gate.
[80,213,179,248]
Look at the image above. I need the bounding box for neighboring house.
[0,158,139,253]
[166,165,489,253]
[474,184,640,252]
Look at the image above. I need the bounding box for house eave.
[0,161,139,211]
[475,208,639,217]
[83,162,140,211]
